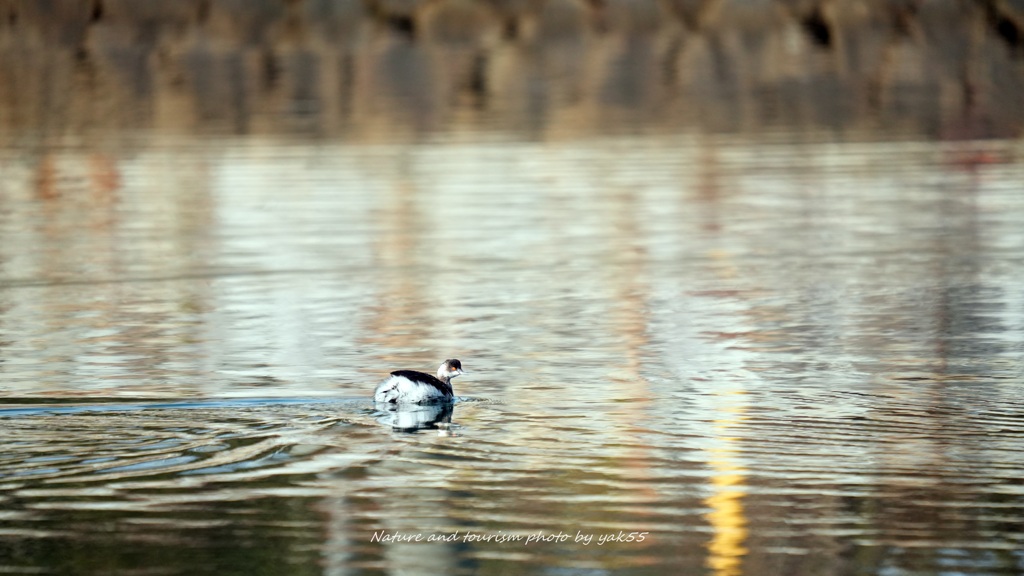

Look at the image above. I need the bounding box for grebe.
[373,359,463,404]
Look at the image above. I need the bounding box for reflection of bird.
[373,359,463,404]
[375,402,454,434]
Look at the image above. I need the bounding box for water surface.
[1,132,1023,575]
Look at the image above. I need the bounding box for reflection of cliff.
[1,0,1022,139]
[0,146,215,396]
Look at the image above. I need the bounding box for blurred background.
[1,2,1024,576]
[2,0,1023,139]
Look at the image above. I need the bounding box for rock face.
[1,0,1022,138]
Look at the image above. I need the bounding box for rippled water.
[1,133,1023,575]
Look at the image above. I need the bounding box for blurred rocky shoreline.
[1,0,1022,140]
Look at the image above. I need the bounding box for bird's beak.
[452,369,464,377]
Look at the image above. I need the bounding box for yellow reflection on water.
[703,404,749,576]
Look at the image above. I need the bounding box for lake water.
[1,131,1022,575]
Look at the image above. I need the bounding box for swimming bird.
[373,359,463,404]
